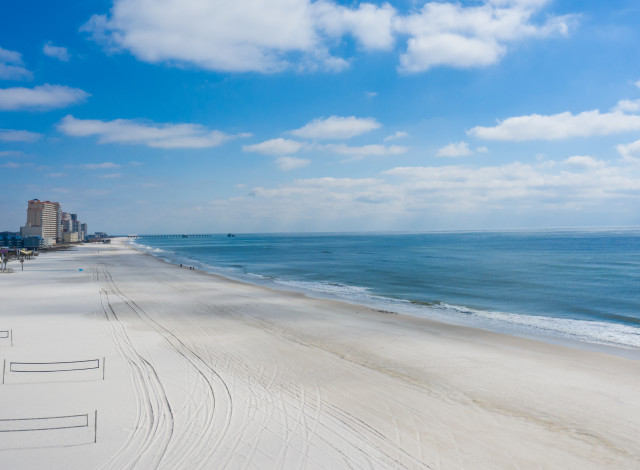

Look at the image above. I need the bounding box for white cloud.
[295,177,381,188]
[384,131,408,141]
[395,0,575,73]
[436,141,473,157]
[0,47,22,65]
[291,115,380,140]
[276,156,310,170]
[101,173,122,178]
[469,106,640,141]
[81,162,120,170]
[207,156,640,231]
[46,172,66,178]
[83,0,316,73]
[477,146,488,153]
[83,0,394,73]
[0,161,21,169]
[0,84,89,111]
[635,80,640,89]
[243,138,307,155]
[58,115,247,149]
[43,43,71,62]
[399,33,504,73]
[313,1,396,50]
[383,159,640,208]
[0,129,42,142]
[0,46,32,80]
[81,0,574,75]
[365,91,378,98]
[616,139,640,161]
[563,155,605,169]
[324,143,408,157]
[0,150,23,157]
[614,99,640,113]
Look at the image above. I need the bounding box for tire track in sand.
[96,285,174,470]
[98,265,232,469]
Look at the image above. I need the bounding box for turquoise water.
[132,230,640,356]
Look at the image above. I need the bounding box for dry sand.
[1,239,639,469]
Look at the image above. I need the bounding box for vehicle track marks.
[96,265,232,469]
[96,286,173,470]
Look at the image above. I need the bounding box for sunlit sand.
[1,239,639,469]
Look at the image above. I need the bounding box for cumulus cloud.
[243,138,307,155]
[614,99,640,114]
[276,156,310,170]
[251,177,380,198]
[436,141,472,157]
[324,143,407,157]
[80,162,120,170]
[58,115,248,149]
[563,155,605,169]
[208,156,640,231]
[43,43,71,62]
[291,115,380,139]
[394,0,575,73]
[383,159,640,207]
[616,139,640,161]
[384,131,408,141]
[313,1,396,50]
[469,103,640,141]
[0,46,32,80]
[83,0,315,73]
[296,176,381,188]
[0,129,42,142]
[0,150,23,157]
[82,0,573,75]
[0,84,89,111]
[83,0,392,73]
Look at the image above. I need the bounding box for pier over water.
[125,234,214,239]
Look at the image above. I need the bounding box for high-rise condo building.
[21,199,61,244]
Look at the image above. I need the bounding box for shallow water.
[132,230,640,355]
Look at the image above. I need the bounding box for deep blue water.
[132,230,640,355]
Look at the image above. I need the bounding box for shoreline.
[2,239,640,469]
[127,237,640,362]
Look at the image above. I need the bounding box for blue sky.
[2,0,640,234]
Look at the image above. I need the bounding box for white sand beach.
[1,239,639,469]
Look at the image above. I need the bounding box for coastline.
[129,236,640,361]
[1,239,640,469]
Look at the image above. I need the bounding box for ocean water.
[131,230,640,357]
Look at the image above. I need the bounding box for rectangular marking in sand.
[3,359,104,384]
[0,412,97,450]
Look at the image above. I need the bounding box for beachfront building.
[0,232,45,249]
[61,211,72,233]
[62,232,79,243]
[20,199,61,245]
[61,212,88,242]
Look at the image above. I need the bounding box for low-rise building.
[62,232,79,243]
